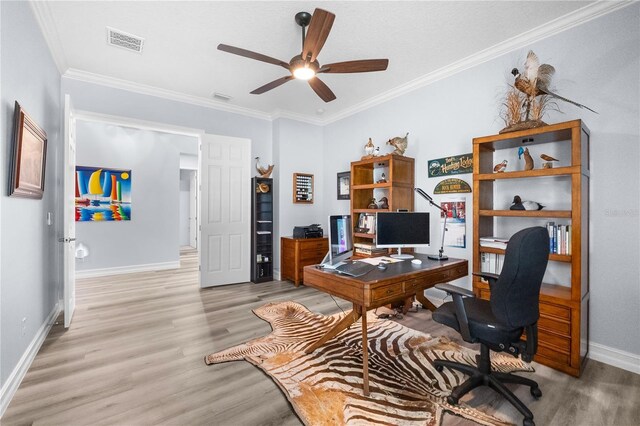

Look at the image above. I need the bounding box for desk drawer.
[300,248,327,261]
[372,283,404,301]
[299,240,328,250]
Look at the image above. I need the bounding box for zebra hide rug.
[204,301,533,426]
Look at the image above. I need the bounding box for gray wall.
[323,4,640,356]
[75,120,198,271]
[1,1,62,385]
[272,118,325,275]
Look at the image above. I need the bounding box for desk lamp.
[415,188,448,261]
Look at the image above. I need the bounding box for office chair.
[432,227,549,426]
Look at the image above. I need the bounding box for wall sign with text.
[428,153,473,177]
[433,178,472,194]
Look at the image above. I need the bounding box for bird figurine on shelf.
[510,195,545,211]
[494,160,508,173]
[387,133,409,156]
[378,197,389,209]
[362,138,375,159]
[540,153,559,162]
[518,147,534,170]
[512,50,597,121]
[373,147,381,157]
[255,157,274,178]
[368,198,378,209]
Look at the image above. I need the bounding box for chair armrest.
[472,272,499,290]
[435,283,475,298]
[434,283,474,342]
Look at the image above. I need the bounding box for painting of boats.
[75,166,131,222]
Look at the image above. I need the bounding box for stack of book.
[479,236,509,250]
[354,242,387,257]
[480,252,504,276]
[546,222,571,255]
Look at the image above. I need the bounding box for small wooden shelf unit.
[350,154,415,254]
[280,236,329,286]
[472,120,590,377]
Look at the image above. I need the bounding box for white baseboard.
[588,342,640,375]
[0,301,62,418]
[75,261,180,278]
[274,269,281,281]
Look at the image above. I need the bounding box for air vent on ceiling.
[212,92,232,101]
[106,27,144,53]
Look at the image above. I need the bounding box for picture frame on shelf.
[337,171,350,200]
[9,101,48,199]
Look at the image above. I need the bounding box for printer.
[293,224,323,239]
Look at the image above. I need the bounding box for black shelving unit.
[251,177,273,283]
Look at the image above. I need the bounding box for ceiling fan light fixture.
[293,66,315,80]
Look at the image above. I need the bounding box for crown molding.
[63,68,273,121]
[271,109,324,126]
[322,1,633,125]
[29,0,68,74]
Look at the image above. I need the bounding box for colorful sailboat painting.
[75,166,131,222]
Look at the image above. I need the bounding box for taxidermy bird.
[540,153,559,162]
[510,195,545,211]
[512,50,597,120]
[364,138,375,157]
[387,132,409,156]
[518,147,534,170]
[494,160,508,173]
[255,157,274,178]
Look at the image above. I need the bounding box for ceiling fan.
[217,8,389,102]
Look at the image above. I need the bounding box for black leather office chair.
[432,227,549,426]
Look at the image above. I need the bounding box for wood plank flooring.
[3,250,639,425]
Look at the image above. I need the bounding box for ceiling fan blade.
[251,75,294,94]
[308,77,336,102]
[302,8,335,63]
[218,44,290,70]
[318,59,389,74]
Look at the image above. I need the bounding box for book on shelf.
[479,236,509,250]
[479,252,504,281]
[546,222,571,255]
[355,248,387,256]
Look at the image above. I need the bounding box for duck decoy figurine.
[512,50,597,120]
[368,198,378,209]
[540,153,559,162]
[255,157,274,178]
[378,197,389,209]
[494,160,508,173]
[510,195,545,211]
[518,147,534,170]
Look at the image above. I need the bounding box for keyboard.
[335,262,376,277]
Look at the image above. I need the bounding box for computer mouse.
[411,259,422,265]
[377,263,388,271]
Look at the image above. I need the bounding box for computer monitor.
[376,212,430,259]
[321,214,353,268]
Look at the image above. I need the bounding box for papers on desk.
[356,256,402,266]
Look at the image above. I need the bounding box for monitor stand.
[390,247,414,260]
[319,251,347,269]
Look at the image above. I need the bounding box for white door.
[199,134,251,287]
[63,95,76,327]
[189,171,198,248]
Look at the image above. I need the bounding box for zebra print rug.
[204,301,533,425]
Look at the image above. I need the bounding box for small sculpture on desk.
[378,197,389,209]
[368,198,378,209]
[387,132,409,156]
[255,157,274,178]
[376,173,387,183]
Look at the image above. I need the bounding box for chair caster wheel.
[446,395,459,405]
[435,364,444,372]
[523,418,535,426]
[530,386,542,399]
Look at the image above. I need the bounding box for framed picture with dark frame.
[337,171,350,200]
[9,101,47,199]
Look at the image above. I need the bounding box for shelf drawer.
[536,344,570,366]
[300,248,327,261]
[372,283,405,302]
[299,239,328,250]
[538,329,571,352]
[540,302,571,320]
[539,313,571,336]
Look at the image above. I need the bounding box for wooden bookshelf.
[472,120,590,377]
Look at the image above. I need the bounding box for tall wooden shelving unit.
[472,120,589,377]
[350,154,415,255]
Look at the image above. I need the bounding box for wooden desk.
[303,254,468,395]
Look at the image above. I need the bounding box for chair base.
[434,344,540,426]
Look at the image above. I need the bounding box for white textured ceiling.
[34,1,600,122]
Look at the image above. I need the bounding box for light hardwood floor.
[3,250,639,425]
